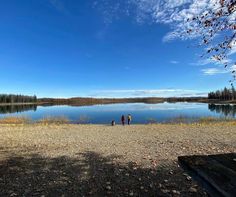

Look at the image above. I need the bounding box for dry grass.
[0,115,235,126]
[197,116,236,124]
[166,115,193,124]
[160,116,236,125]
[0,116,31,124]
[146,118,158,124]
[0,116,70,125]
[76,115,90,124]
[36,116,70,124]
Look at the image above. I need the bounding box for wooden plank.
[178,154,236,197]
[209,153,236,172]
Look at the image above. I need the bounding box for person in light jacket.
[127,114,132,125]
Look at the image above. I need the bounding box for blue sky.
[0,0,235,98]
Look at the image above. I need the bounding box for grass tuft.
[197,116,236,124]
[0,116,31,124]
[37,116,70,124]
[76,115,90,124]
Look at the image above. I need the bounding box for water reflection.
[79,102,203,111]
[208,104,236,117]
[0,103,236,123]
[0,104,37,114]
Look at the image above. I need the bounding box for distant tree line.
[0,94,37,104]
[208,86,236,100]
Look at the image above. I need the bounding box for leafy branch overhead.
[186,0,236,82]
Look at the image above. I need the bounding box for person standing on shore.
[121,115,125,126]
[111,120,115,126]
[127,114,132,125]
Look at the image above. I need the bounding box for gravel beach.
[0,123,236,196]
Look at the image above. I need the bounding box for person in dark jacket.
[121,115,125,126]
[111,120,115,126]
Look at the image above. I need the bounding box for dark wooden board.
[209,153,236,172]
[178,153,236,197]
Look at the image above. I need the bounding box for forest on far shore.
[0,94,37,104]
[208,86,236,101]
[0,86,236,105]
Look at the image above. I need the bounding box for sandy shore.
[0,123,236,196]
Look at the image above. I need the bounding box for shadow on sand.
[179,153,236,197]
[0,149,207,197]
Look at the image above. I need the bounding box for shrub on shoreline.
[76,115,90,124]
[197,117,235,124]
[146,116,236,125]
[0,115,235,125]
[0,116,31,124]
[37,116,70,124]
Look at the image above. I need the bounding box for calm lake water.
[0,102,236,124]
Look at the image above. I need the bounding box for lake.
[0,102,236,124]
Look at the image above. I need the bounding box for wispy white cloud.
[201,68,228,75]
[191,57,232,66]
[189,59,213,66]
[192,56,235,75]
[228,39,236,56]
[170,60,179,64]
[199,54,235,75]
[89,88,207,98]
[131,0,193,24]
[48,0,69,14]
[128,0,229,42]
[94,0,236,75]
[93,1,131,24]
[229,64,236,75]
[94,1,234,42]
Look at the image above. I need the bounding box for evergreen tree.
[0,94,37,104]
[208,87,236,101]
